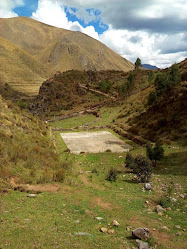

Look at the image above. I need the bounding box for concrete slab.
[60,131,131,154]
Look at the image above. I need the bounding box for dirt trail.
[10,178,60,192]
[78,83,116,100]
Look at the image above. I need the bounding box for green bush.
[106,167,118,182]
[125,153,135,170]
[159,196,171,208]
[134,156,152,183]
[146,143,164,161]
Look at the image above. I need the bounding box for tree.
[146,143,164,162]
[106,167,118,182]
[134,156,153,183]
[154,72,169,96]
[125,153,135,170]
[135,58,142,70]
[168,64,181,87]
[148,71,155,84]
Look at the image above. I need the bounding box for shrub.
[106,167,118,182]
[147,91,157,106]
[54,169,65,182]
[17,100,28,109]
[135,58,142,70]
[146,143,164,161]
[159,196,171,208]
[134,156,152,183]
[125,153,135,170]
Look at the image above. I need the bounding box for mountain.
[0,37,49,96]
[0,17,134,95]
[142,64,158,70]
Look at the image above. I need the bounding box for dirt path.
[78,83,116,100]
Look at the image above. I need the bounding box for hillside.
[115,59,187,145]
[0,95,66,191]
[32,59,187,145]
[0,17,134,95]
[0,37,49,96]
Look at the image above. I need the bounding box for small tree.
[154,72,169,96]
[168,64,181,87]
[148,71,155,84]
[106,167,118,182]
[125,153,135,170]
[135,58,142,70]
[146,143,164,162]
[134,156,152,183]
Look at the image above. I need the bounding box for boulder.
[132,228,152,240]
[156,205,165,213]
[100,227,108,233]
[75,232,92,236]
[112,220,120,226]
[108,229,115,234]
[27,194,36,198]
[144,183,152,190]
[96,217,103,221]
[136,239,149,249]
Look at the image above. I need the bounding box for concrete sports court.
[60,131,131,154]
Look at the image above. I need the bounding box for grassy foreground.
[1,113,187,248]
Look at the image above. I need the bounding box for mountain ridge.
[0,17,134,95]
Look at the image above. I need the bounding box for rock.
[75,232,92,236]
[96,217,103,221]
[112,220,120,226]
[145,201,149,204]
[171,197,177,203]
[119,156,123,158]
[126,226,132,232]
[75,220,80,224]
[100,227,108,233]
[175,225,181,229]
[156,205,164,213]
[132,228,152,240]
[179,194,185,199]
[176,232,182,236]
[158,212,163,216]
[108,229,115,234]
[144,183,152,190]
[136,239,149,249]
[27,194,36,198]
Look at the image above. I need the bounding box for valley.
[0,17,187,249]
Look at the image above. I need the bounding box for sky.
[0,0,187,68]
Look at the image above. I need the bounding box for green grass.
[1,108,187,249]
[50,114,96,129]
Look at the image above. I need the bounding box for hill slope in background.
[0,37,49,96]
[0,17,134,95]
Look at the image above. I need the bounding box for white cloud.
[0,0,24,18]
[100,27,187,68]
[1,0,186,68]
[31,0,99,40]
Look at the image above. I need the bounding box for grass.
[1,105,187,248]
[1,143,187,248]
[50,114,96,129]
[0,96,65,189]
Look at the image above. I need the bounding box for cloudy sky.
[0,0,187,68]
